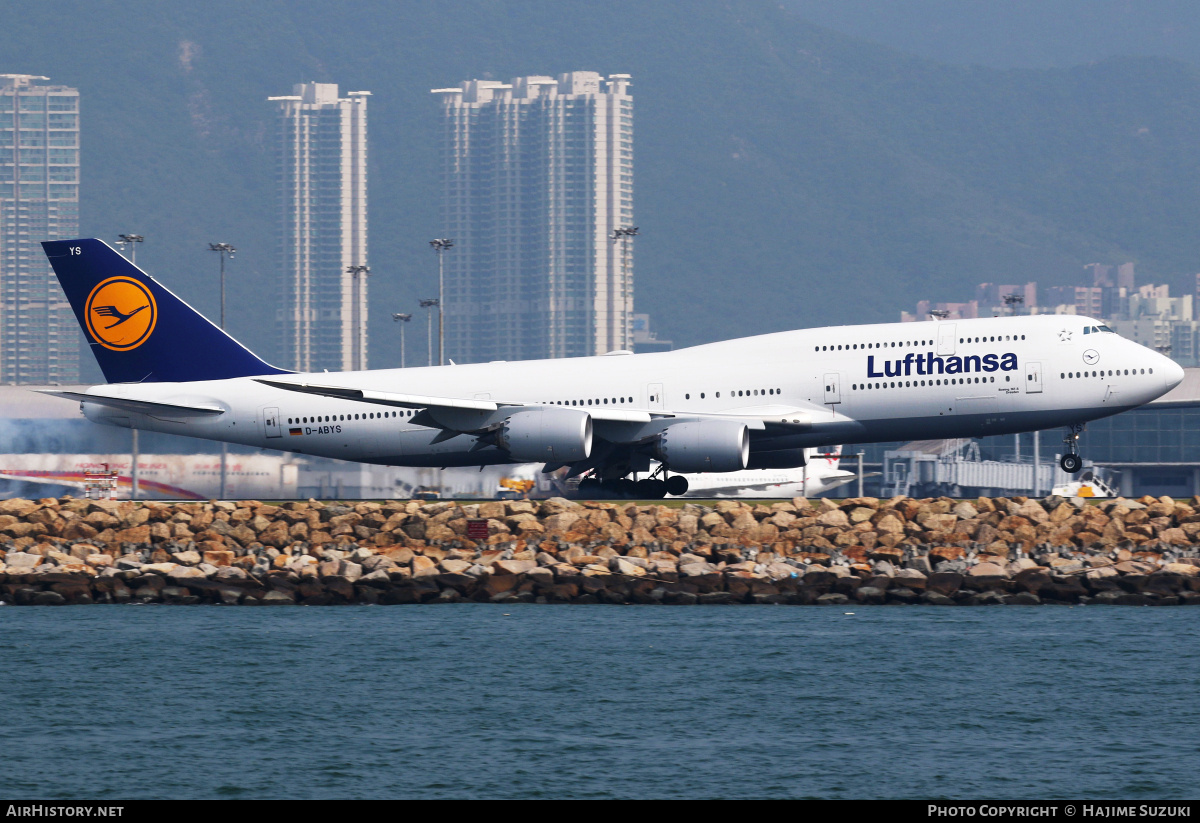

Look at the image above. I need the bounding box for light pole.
[207,242,235,499]
[392,313,412,368]
[207,243,236,330]
[610,227,637,346]
[1003,293,1024,315]
[429,239,454,365]
[1032,430,1041,498]
[117,234,144,499]
[419,299,439,367]
[116,233,143,265]
[346,264,371,371]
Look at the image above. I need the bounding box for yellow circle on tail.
[84,277,157,351]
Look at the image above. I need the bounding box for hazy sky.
[784,0,1200,69]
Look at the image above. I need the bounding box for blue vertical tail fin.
[43,238,290,383]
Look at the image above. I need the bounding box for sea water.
[1,605,1197,799]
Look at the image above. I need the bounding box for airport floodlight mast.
[207,242,235,500]
[116,233,143,265]
[419,298,439,367]
[929,309,950,320]
[207,243,236,330]
[346,264,371,371]
[610,226,638,307]
[1003,293,1025,315]
[429,239,454,365]
[392,312,412,368]
[116,234,145,499]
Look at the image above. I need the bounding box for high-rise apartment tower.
[433,72,634,363]
[0,74,80,384]
[270,82,369,372]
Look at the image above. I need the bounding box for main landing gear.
[1059,424,1084,474]
[576,468,690,499]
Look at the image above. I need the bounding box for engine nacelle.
[497,408,592,462]
[81,402,133,428]
[654,420,749,473]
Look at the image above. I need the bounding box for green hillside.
[4,0,1200,375]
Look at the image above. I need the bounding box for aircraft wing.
[255,379,815,437]
[814,472,858,492]
[256,378,658,433]
[256,379,507,412]
[37,390,226,418]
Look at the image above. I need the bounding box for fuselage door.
[937,324,957,356]
[647,383,664,410]
[263,406,281,439]
[1025,361,1043,394]
[823,373,841,405]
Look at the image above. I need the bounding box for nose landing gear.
[1059,424,1085,474]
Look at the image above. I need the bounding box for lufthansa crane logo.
[84,277,157,351]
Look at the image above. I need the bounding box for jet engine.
[653,420,749,473]
[497,408,593,462]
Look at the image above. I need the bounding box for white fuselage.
[70,315,1183,470]
[678,449,856,498]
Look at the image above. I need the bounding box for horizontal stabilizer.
[39,390,225,418]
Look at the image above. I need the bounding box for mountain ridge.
[3,0,1199,376]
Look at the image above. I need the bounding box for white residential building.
[0,74,80,384]
[433,72,634,363]
[270,82,369,372]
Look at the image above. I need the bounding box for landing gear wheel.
[577,478,602,498]
[616,479,638,498]
[636,479,667,499]
[1060,453,1083,474]
[597,480,623,499]
[1060,424,1085,475]
[664,475,689,496]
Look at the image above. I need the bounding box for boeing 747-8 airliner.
[39,239,1183,498]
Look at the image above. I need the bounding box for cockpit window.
[1098,325,1113,333]
[1083,327,1091,334]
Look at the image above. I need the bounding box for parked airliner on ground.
[677,447,860,499]
[41,239,1184,498]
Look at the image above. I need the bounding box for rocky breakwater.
[1,494,1200,606]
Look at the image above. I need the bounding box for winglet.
[43,238,289,384]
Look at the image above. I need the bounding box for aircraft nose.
[1159,354,1185,393]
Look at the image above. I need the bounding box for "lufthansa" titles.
[867,351,1019,378]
